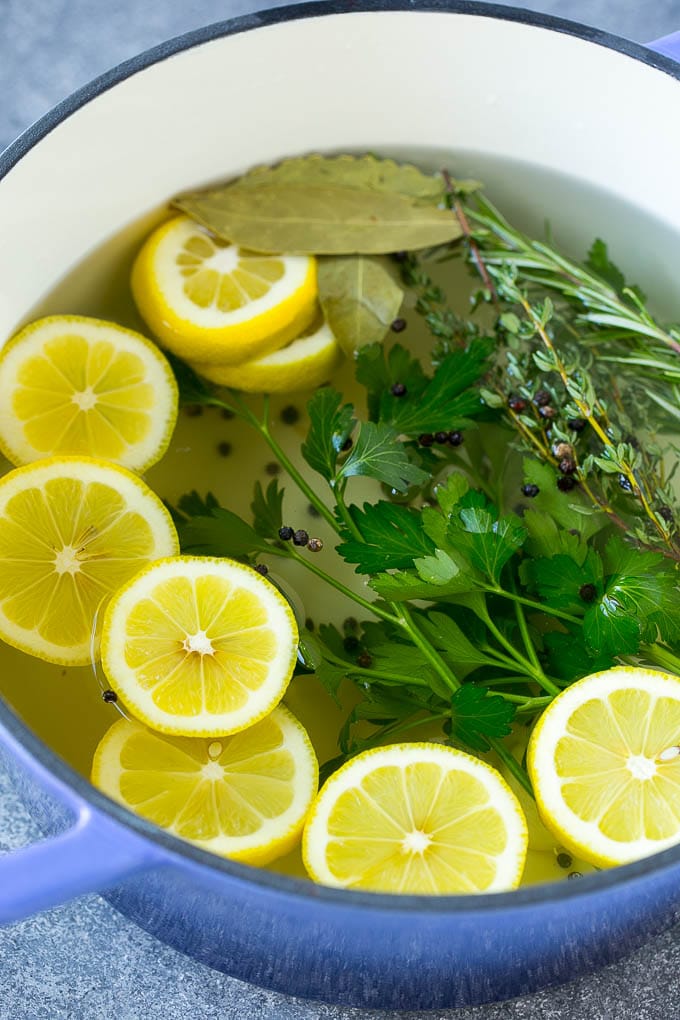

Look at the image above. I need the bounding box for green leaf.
[521,550,603,611]
[413,548,460,584]
[369,567,480,602]
[175,489,220,518]
[301,388,355,482]
[583,598,641,657]
[448,685,516,753]
[227,153,447,202]
[585,238,646,303]
[251,478,284,538]
[543,630,615,684]
[522,459,606,539]
[174,184,461,255]
[317,256,404,354]
[338,422,428,491]
[167,354,222,409]
[178,506,270,559]
[434,472,470,516]
[419,611,495,669]
[522,510,587,563]
[337,501,435,574]
[355,342,428,421]
[449,503,526,584]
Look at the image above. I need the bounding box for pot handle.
[0,805,157,925]
[647,31,680,61]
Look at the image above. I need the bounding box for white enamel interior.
[0,10,679,340]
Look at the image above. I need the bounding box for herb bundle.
[168,156,680,796]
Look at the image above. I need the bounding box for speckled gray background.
[2,2,680,1018]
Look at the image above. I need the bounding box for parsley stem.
[285,547,399,626]
[481,608,560,696]
[491,587,582,626]
[488,737,534,797]
[494,692,552,708]
[641,643,680,677]
[334,483,364,543]
[509,580,561,696]
[394,604,460,694]
[245,399,339,534]
[322,649,431,688]
[373,711,452,742]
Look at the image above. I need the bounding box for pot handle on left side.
[647,31,680,61]
[0,806,156,925]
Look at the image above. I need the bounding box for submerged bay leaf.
[206,153,446,203]
[174,184,462,255]
[317,256,404,354]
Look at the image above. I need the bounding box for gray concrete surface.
[2,1,680,1017]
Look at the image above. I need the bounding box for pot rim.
[2,0,680,915]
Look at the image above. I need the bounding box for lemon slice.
[0,316,178,471]
[0,456,179,665]
[101,556,299,736]
[302,743,528,894]
[92,705,318,865]
[131,215,317,365]
[190,315,343,394]
[528,666,680,868]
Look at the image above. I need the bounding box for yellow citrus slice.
[528,666,680,868]
[0,315,178,471]
[131,215,317,365]
[189,314,343,393]
[92,705,318,865]
[0,456,179,665]
[101,556,299,736]
[302,743,528,894]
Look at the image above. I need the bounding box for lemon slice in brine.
[131,215,318,365]
[0,456,179,665]
[101,556,299,737]
[92,706,318,865]
[0,315,178,472]
[528,666,680,867]
[190,314,342,393]
[303,743,528,894]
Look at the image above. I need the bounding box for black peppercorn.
[102,689,118,703]
[390,382,408,397]
[278,526,294,541]
[293,529,309,547]
[567,418,587,432]
[343,617,358,633]
[448,430,464,447]
[265,461,281,476]
[305,617,315,631]
[559,457,577,475]
[343,635,360,652]
[522,483,540,498]
[308,537,324,552]
[618,474,634,493]
[508,396,527,413]
[434,431,449,444]
[184,404,203,418]
[341,436,353,452]
[538,405,557,420]
[419,433,435,447]
[357,651,373,668]
[390,317,407,333]
[556,852,573,869]
[217,441,232,457]
[307,503,321,518]
[254,564,269,576]
[659,506,674,523]
[534,389,552,406]
[579,583,597,603]
[280,405,300,425]
[557,476,577,492]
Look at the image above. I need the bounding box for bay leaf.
[318,256,404,354]
[174,184,462,255]
[230,153,446,203]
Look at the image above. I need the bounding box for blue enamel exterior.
[1,4,680,1009]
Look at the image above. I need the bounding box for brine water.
[1,150,678,885]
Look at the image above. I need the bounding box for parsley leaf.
[338,422,428,491]
[543,630,615,684]
[585,239,647,303]
[251,478,284,538]
[301,388,355,482]
[337,501,435,574]
[522,459,605,539]
[448,685,516,753]
[419,610,496,670]
[370,569,478,602]
[175,495,270,559]
[448,498,527,585]
[356,343,427,421]
[520,550,603,611]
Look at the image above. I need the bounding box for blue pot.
[1,3,680,1009]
